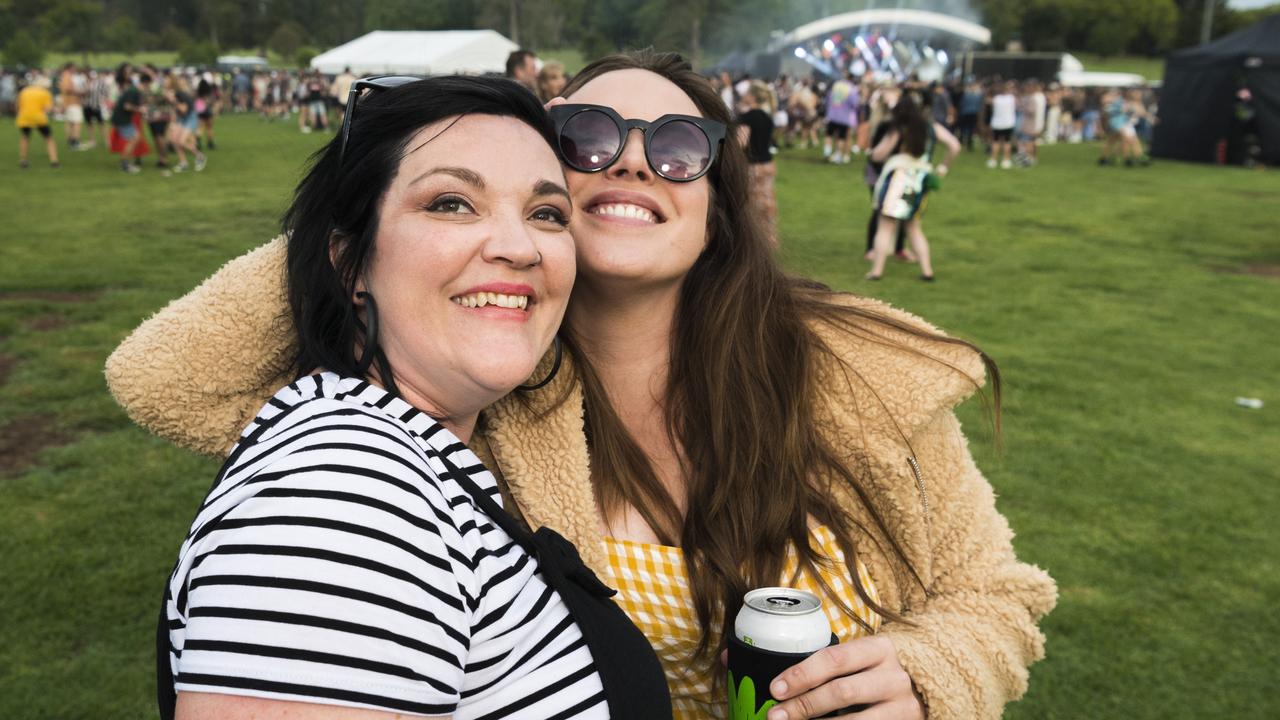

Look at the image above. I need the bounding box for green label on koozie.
[728,670,777,720]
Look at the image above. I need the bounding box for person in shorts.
[166,75,207,172]
[81,70,106,147]
[16,74,59,169]
[195,73,218,150]
[142,71,172,168]
[822,71,859,164]
[111,65,145,173]
[987,80,1016,168]
[58,63,88,150]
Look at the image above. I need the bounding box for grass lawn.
[2,114,1278,719]
[1074,53,1166,81]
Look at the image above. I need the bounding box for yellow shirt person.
[16,83,54,129]
[16,77,59,169]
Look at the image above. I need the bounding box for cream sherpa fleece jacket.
[106,236,1056,720]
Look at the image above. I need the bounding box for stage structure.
[768,8,991,81]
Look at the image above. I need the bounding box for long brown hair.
[556,50,1000,673]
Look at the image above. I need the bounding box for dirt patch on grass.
[1213,263,1280,278]
[0,290,102,303]
[1240,264,1280,278]
[0,353,14,387]
[25,314,68,331]
[0,415,72,477]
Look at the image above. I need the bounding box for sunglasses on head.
[338,75,422,164]
[548,103,727,182]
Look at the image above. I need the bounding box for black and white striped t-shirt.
[165,372,608,718]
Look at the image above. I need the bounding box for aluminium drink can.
[727,588,835,720]
[735,588,832,653]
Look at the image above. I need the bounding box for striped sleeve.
[171,411,474,716]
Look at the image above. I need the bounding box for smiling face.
[563,69,712,295]
[358,114,575,429]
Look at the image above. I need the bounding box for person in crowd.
[771,79,791,151]
[1099,87,1152,167]
[822,70,859,164]
[929,81,953,129]
[987,80,1016,169]
[107,52,1055,720]
[110,74,672,720]
[15,73,59,169]
[1059,85,1079,143]
[230,68,251,112]
[716,70,736,111]
[854,76,874,152]
[142,71,173,169]
[537,60,568,103]
[786,78,820,149]
[330,66,356,122]
[506,48,539,92]
[1081,87,1102,141]
[956,79,983,150]
[83,69,110,148]
[195,72,218,150]
[737,80,778,244]
[166,75,206,173]
[0,71,17,117]
[57,63,87,150]
[251,70,269,114]
[866,92,960,281]
[111,65,145,173]
[303,71,329,133]
[1044,82,1062,145]
[863,88,912,263]
[1014,81,1037,167]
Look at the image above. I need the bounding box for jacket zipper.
[906,455,930,529]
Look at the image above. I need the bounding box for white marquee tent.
[310,30,518,76]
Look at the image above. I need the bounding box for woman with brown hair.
[108,51,1055,720]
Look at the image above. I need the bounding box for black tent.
[1152,15,1280,165]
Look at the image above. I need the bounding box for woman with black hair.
[140,75,669,720]
[865,92,960,281]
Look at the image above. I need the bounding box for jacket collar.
[479,297,986,582]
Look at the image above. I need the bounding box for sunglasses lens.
[650,120,711,180]
[560,110,621,171]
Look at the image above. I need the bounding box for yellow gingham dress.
[605,526,882,719]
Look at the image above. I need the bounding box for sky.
[1227,0,1278,9]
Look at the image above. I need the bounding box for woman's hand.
[765,636,925,720]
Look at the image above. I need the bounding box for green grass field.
[1,115,1278,719]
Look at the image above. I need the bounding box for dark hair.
[283,75,556,390]
[892,92,930,157]
[558,50,1000,677]
[506,50,535,77]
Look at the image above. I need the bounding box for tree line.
[2,0,1278,69]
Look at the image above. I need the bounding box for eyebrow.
[533,179,572,204]
[409,168,569,205]
[410,166,485,189]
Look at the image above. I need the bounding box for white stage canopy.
[778,9,991,48]
[310,30,518,76]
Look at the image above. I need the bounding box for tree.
[40,0,102,59]
[177,40,218,65]
[105,16,143,55]
[267,20,306,58]
[3,28,43,67]
[296,45,319,68]
[159,24,192,51]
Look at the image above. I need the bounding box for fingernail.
[768,708,788,720]
[771,679,788,697]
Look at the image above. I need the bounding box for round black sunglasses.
[549,103,727,182]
